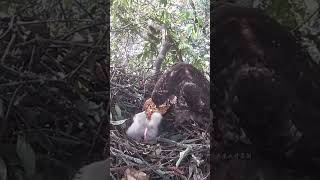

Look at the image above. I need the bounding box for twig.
[67,28,108,79]
[88,113,106,155]
[110,173,117,180]
[110,147,144,164]
[15,38,102,48]
[1,33,16,64]
[43,53,66,73]
[16,19,98,25]
[61,22,106,40]
[58,0,68,25]
[293,6,320,32]
[0,63,32,78]
[27,45,36,70]
[158,137,210,150]
[0,79,63,87]
[40,61,60,76]
[110,165,131,172]
[110,81,133,88]
[135,153,168,178]
[74,0,95,20]
[0,85,23,140]
[0,16,15,40]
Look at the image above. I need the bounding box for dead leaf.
[121,168,149,180]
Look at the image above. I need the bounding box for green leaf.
[16,136,36,178]
[188,0,195,9]
[123,0,132,7]
[191,26,198,39]
[161,10,171,25]
[197,17,204,27]
[160,0,167,7]
[0,157,7,180]
[180,10,191,20]
[185,24,193,38]
[63,0,72,9]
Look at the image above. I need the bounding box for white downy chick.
[126,111,148,140]
[145,112,162,140]
[126,111,163,141]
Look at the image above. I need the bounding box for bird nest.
[0,9,108,179]
[109,65,211,179]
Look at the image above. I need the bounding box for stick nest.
[109,65,210,179]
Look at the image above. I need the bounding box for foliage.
[254,0,320,63]
[111,0,210,75]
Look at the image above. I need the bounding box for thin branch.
[0,16,15,40]
[1,33,16,64]
[0,85,23,140]
[153,25,171,75]
[16,19,98,25]
[0,79,63,87]
[293,6,320,32]
[67,28,108,79]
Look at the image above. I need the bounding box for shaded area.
[0,1,108,179]
[213,3,320,180]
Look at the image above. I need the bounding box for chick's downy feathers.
[126,111,163,141]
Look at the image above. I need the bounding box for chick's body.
[126,111,162,141]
